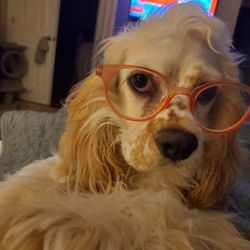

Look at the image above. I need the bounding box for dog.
[0,3,250,249]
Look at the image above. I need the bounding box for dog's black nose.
[155,129,198,162]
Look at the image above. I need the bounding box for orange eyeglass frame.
[96,64,250,134]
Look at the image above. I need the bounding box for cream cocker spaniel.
[1,3,250,250]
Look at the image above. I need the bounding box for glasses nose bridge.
[167,84,193,102]
[160,84,193,112]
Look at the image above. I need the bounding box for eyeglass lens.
[194,85,250,131]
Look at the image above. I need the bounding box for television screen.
[129,0,218,20]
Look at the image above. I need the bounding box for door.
[6,0,60,105]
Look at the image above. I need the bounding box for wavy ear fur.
[187,132,240,209]
[58,73,125,193]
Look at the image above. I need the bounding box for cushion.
[0,108,67,177]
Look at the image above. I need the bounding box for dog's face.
[60,4,241,208]
[104,18,238,177]
[118,36,217,173]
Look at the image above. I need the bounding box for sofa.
[0,108,67,176]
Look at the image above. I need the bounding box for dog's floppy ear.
[187,133,240,209]
[57,33,130,193]
[58,72,125,193]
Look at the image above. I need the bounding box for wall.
[234,0,250,84]
[216,0,242,37]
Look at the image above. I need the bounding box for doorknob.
[34,36,50,64]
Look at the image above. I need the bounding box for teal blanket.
[0,109,66,176]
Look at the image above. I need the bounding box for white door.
[6,0,60,105]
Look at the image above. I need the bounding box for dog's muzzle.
[155,128,198,162]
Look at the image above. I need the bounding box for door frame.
[91,0,118,68]
[0,0,7,40]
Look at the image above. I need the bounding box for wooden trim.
[216,0,242,37]
[0,0,8,41]
[91,0,118,68]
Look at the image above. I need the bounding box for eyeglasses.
[96,64,250,134]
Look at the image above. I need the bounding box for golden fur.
[0,3,250,249]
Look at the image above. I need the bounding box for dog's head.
[58,4,242,209]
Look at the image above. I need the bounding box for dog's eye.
[128,73,153,93]
[197,86,218,104]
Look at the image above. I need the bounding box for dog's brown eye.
[128,73,153,93]
[197,86,218,104]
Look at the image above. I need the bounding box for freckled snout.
[155,128,198,162]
